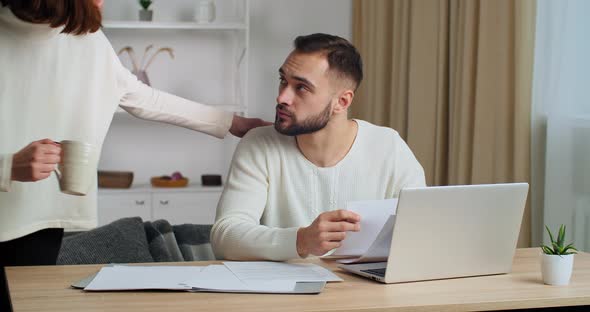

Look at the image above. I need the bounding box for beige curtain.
[352,0,536,247]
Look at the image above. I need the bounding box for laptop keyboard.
[361,268,386,277]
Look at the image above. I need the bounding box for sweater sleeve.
[211,130,301,261]
[0,154,12,192]
[115,55,234,139]
[390,132,427,196]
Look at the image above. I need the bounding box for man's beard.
[274,102,332,136]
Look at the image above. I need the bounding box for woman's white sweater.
[0,6,234,241]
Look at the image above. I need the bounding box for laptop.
[339,183,529,283]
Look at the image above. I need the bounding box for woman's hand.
[11,139,61,182]
[229,115,273,138]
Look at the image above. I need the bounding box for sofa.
[57,217,215,265]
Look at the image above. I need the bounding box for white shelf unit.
[104,4,249,118]
[98,184,224,226]
[102,21,247,30]
[98,0,248,226]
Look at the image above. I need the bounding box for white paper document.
[180,264,297,293]
[223,261,343,282]
[82,262,340,293]
[84,266,203,291]
[331,198,398,257]
[337,215,395,264]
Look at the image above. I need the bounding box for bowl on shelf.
[98,171,134,189]
[201,174,222,186]
[151,171,189,188]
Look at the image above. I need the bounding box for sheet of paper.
[332,198,398,256]
[181,264,297,292]
[84,265,203,291]
[223,261,343,282]
[338,215,395,264]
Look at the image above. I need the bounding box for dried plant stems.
[139,44,154,70]
[118,45,175,73]
[117,46,139,72]
[144,47,175,71]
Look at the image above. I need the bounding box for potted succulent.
[139,0,153,21]
[541,224,578,285]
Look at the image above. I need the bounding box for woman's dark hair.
[0,0,102,35]
[294,33,363,90]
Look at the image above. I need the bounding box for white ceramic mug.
[54,140,97,196]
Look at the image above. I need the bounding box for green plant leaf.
[545,244,557,254]
[563,244,578,254]
[139,0,152,10]
[564,242,576,250]
[542,224,579,255]
[546,225,556,245]
[558,224,566,247]
[541,245,555,255]
[563,249,577,255]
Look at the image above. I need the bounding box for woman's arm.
[116,64,234,139]
[113,52,270,138]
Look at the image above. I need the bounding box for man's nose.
[276,87,294,106]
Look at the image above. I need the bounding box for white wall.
[98,0,352,184]
[248,0,352,121]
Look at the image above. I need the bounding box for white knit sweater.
[211,120,426,261]
[0,6,234,241]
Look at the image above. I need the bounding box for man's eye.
[279,77,287,85]
[296,85,307,91]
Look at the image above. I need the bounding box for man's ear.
[333,89,354,114]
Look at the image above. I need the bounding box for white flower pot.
[541,253,574,285]
[139,9,153,21]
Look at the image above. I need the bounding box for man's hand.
[229,115,273,138]
[11,139,61,182]
[296,210,361,258]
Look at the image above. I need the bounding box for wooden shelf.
[102,21,247,30]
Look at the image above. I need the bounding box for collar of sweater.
[0,5,61,40]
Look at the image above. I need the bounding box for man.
[211,33,425,261]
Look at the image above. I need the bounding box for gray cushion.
[144,219,184,262]
[57,217,154,265]
[173,224,215,261]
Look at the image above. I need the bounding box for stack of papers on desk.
[80,262,342,294]
[328,198,398,264]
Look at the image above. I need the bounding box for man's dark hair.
[0,0,102,35]
[294,33,363,90]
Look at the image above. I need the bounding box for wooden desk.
[6,248,590,312]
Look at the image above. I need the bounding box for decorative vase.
[132,70,151,86]
[541,253,574,285]
[195,0,216,24]
[139,9,153,21]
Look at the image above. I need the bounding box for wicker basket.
[98,171,134,189]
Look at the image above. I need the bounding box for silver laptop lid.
[384,183,529,283]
